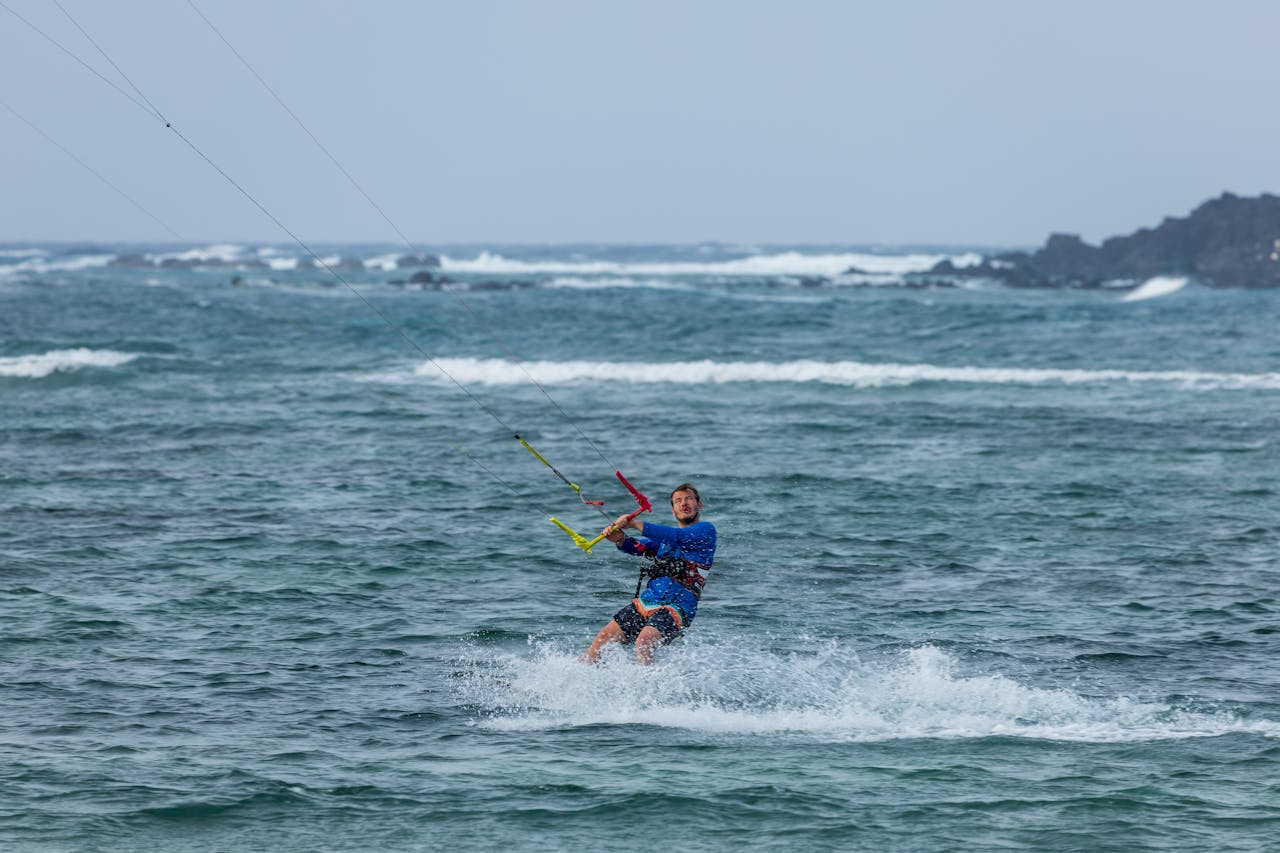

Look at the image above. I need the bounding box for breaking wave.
[0,348,139,378]
[439,250,981,277]
[1122,276,1189,302]
[403,357,1280,390]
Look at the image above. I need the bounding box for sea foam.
[440,250,978,278]
[1122,276,1189,302]
[408,357,1280,390]
[0,253,116,277]
[149,243,246,265]
[462,642,1277,744]
[0,348,138,378]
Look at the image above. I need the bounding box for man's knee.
[594,620,624,644]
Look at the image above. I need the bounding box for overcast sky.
[2,0,1277,247]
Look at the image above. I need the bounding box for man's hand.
[603,513,639,543]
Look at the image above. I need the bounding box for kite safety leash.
[549,471,652,554]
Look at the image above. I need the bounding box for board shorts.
[612,577,698,645]
[613,601,683,645]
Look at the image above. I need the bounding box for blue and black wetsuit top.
[618,519,717,629]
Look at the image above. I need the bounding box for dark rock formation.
[155,256,268,270]
[395,253,442,269]
[929,192,1280,289]
[108,253,150,267]
[388,270,451,288]
[330,256,366,272]
[109,253,279,270]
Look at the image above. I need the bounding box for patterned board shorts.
[613,600,683,644]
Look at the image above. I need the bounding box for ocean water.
[2,243,1278,851]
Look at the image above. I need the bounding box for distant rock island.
[922,192,1280,289]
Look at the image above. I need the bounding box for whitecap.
[149,243,246,265]
[439,250,973,278]
[0,348,139,378]
[363,253,403,271]
[0,253,116,276]
[405,357,1280,391]
[1122,276,1189,302]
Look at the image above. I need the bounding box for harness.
[635,554,708,599]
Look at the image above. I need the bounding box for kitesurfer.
[579,483,716,665]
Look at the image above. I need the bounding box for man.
[580,483,717,665]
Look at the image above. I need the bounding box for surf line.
[7,0,652,546]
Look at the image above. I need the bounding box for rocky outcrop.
[927,193,1280,289]
[395,254,441,269]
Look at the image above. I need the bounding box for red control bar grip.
[615,470,652,514]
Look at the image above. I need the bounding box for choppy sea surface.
[3,243,1278,851]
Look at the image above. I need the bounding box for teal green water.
[2,245,1278,851]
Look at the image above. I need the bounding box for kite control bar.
[549,470,652,554]
[614,470,653,515]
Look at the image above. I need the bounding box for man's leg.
[634,625,663,666]
[579,619,625,664]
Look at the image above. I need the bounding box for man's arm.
[626,520,716,565]
[616,536,649,557]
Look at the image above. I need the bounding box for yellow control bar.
[549,517,604,554]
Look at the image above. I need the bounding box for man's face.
[671,489,701,525]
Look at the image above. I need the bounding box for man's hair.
[670,483,701,505]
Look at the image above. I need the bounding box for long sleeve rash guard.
[618,519,717,625]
